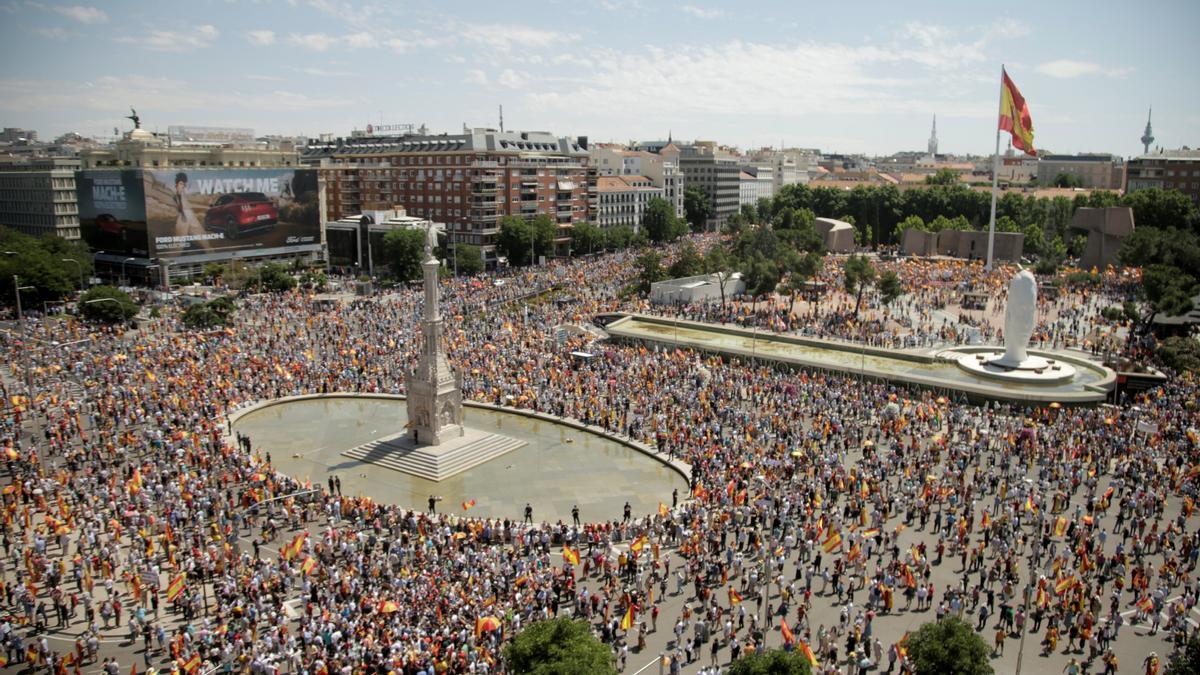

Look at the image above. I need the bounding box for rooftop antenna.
[499,105,504,133]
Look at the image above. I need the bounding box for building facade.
[590,144,685,217]
[0,158,81,239]
[80,127,301,170]
[303,129,590,264]
[1126,149,1200,204]
[595,175,662,231]
[678,142,740,230]
[738,166,774,207]
[1037,154,1123,189]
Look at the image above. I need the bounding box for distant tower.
[1140,107,1154,155]
[927,115,938,158]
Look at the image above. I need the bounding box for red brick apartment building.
[303,129,591,265]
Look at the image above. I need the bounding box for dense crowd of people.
[0,239,1193,675]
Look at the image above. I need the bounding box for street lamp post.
[121,257,135,287]
[61,258,85,291]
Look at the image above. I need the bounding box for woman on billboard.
[173,172,201,233]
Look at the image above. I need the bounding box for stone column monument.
[406,226,464,445]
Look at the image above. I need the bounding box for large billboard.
[77,170,151,257]
[79,168,320,259]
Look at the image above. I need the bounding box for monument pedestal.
[343,426,526,481]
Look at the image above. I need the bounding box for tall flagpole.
[986,64,1004,271]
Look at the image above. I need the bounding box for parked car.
[204,192,278,237]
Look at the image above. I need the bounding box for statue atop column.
[406,223,463,445]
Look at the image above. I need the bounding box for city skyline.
[0,0,1197,157]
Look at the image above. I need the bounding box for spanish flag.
[1054,517,1068,537]
[166,573,186,602]
[300,556,317,576]
[780,618,795,645]
[631,534,648,553]
[1055,574,1077,595]
[182,654,202,675]
[283,532,306,561]
[821,531,842,553]
[980,511,991,529]
[658,502,670,517]
[620,604,635,631]
[999,67,1036,156]
[562,545,580,565]
[728,586,743,605]
[798,639,818,667]
[461,499,476,511]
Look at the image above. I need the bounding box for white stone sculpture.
[995,268,1037,368]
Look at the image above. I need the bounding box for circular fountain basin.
[951,350,1077,385]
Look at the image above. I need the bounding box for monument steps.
[343,432,526,482]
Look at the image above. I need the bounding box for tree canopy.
[684,185,713,232]
[644,197,688,243]
[904,617,993,675]
[497,215,557,266]
[502,618,616,675]
[727,648,814,675]
[78,285,139,323]
[0,226,93,308]
[382,228,427,281]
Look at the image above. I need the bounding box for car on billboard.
[203,192,278,237]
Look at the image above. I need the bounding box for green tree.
[258,263,298,292]
[878,270,902,306]
[1158,337,1200,374]
[635,249,666,294]
[704,246,738,308]
[78,285,139,323]
[894,215,927,241]
[924,168,960,185]
[668,241,706,278]
[1141,264,1195,330]
[843,254,877,317]
[644,197,687,243]
[727,648,813,675]
[497,216,556,266]
[605,224,639,251]
[783,250,823,318]
[503,618,617,675]
[743,255,782,308]
[453,244,484,276]
[382,228,426,280]
[202,262,227,285]
[1123,188,1199,231]
[570,222,605,256]
[905,617,993,675]
[1051,172,1083,188]
[684,185,713,232]
[181,296,237,329]
[1168,619,1200,674]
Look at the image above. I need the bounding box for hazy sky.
[1,0,1197,157]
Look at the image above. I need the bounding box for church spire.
[1140,107,1154,155]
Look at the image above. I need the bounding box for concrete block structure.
[1071,207,1134,270]
[900,229,938,256]
[936,229,1024,262]
[815,217,856,253]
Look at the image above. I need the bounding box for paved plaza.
[0,248,1189,675]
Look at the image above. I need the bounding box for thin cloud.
[34,26,68,39]
[288,31,376,52]
[460,23,579,51]
[53,4,106,23]
[1035,59,1133,79]
[115,24,219,52]
[246,30,276,46]
[679,4,722,19]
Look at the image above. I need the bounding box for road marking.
[631,656,661,675]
